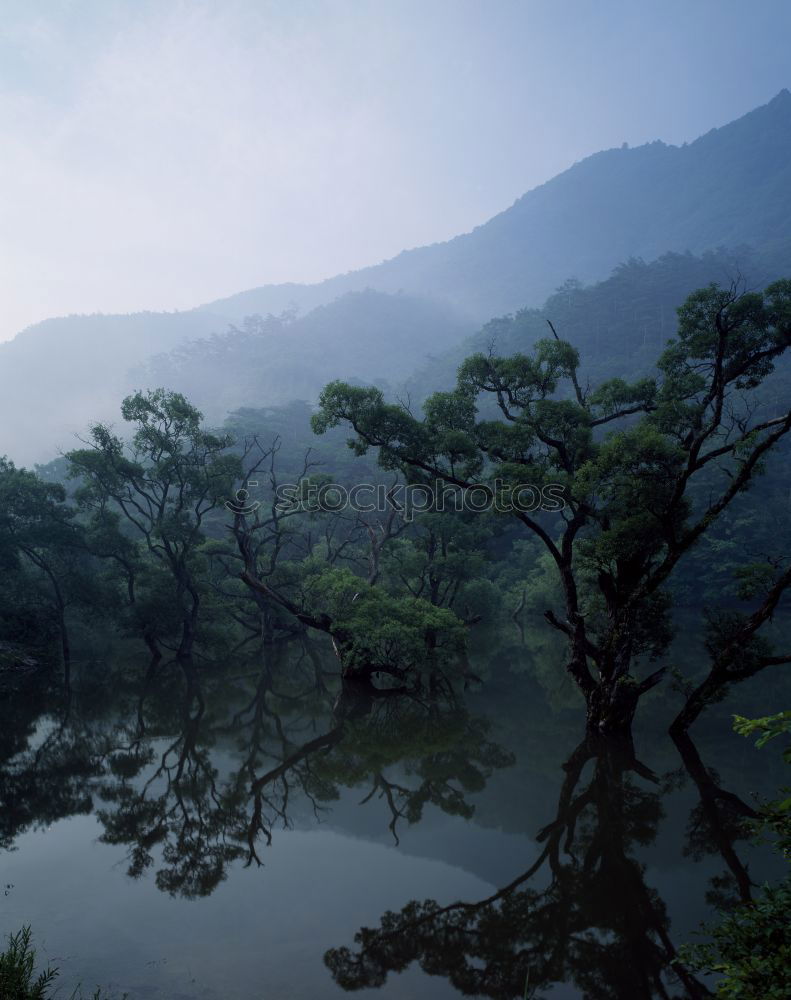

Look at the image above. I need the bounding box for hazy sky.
[1,0,789,341]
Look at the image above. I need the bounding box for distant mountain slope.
[0,309,233,464]
[404,247,791,399]
[199,90,791,322]
[2,90,790,464]
[135,290,474,424]
[0,312,241,463]
[143,248,791,443]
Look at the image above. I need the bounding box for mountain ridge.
[3,89,791,464]
[195,88,791,322]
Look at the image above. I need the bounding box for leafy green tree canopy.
[313,281,791,733]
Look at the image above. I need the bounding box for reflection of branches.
[0,683,111,852]
[240,674,511,857]
[326,734,712,999]
[358,727,493,848]
[670,561,791,734]
[97,661,250,898]
[1,639,510,905]
[86,642,510,898]
[672,731,756,907]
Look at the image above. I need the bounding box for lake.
[1,637,787,999]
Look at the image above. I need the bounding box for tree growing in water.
[67,389,241,660]
[0,457,92,687]
[313,281,791,734]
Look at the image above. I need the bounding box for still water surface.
[1,643,786,999]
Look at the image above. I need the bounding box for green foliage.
[315,278,791,725]
[68,389,240,534]
[302,566,466,676]
[734,710,791,858]
[407,249,791,401]
[0,456,93,670]
[678,878,791,999]
[67,389,243,656]
[0,926,57,999]
[681,707,791,994]
[733,711,791,756]
[0,926,122,998]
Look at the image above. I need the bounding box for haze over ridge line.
[2,89,790,465]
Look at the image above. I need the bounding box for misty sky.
[1,0,790,342]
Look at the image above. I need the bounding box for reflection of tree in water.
[325,734,727,1000]
[0,677,109,852]
[95,659,246,898]
[88,640,512,896]
[0,649,768,998]
[671,731,757,910]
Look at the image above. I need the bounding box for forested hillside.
[134,290,473,425]
[406,247,791,396]
[202,89,791,320]
[145,247,789,437]
[2,91,790,464]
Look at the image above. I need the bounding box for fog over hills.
[3,90,791,464]
[135,290,474,427]
[202,89,791,320]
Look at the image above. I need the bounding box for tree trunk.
[143,631,162,662]
[58,603,71,693]
[669,674,722,736]
[585,677,642,736]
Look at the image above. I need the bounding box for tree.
[236,560,467,689]
[313,281,791,733]
[229,462,473,688]
[67,389,241,660]
[0,457,89,686]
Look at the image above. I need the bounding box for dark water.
[0,640,786,999]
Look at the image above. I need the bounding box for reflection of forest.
[325,725,766,999]
[0,638,775,999]
[0,640,512,893]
